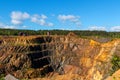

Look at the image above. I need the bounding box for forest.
[0,28,120,38]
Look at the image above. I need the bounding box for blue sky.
[0,0,120,31]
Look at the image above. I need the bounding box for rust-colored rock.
[0,35,119,80]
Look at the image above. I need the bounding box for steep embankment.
[0,35,119,80]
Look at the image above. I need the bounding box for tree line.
[0,28,120,38]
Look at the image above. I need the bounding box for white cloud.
[58,15,77,21]
[41,14,47,19]
[10,11,53,27]
[110,26,120,32]
[58,14,81,26]
[11,11,30,25]
[47,22,54,26]
[0,23,5,27]
[0,22,15,29]
[31,14,53,26]
[4,25,15,29]
[0,22,29,29]
[22,25,28,28]
[89,26,106,31]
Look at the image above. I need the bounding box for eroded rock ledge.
[0,35,119,80]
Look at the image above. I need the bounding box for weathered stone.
[0,35,119,80]
[5,74,18,80]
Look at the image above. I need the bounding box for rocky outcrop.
[0,52,31,74]
[0,35,119,80]
[5,74,18,80]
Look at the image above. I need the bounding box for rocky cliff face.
[0,35,119,80]
[52,36,119,80]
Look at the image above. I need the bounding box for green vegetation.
[110,55,120,75]
[0,28,120,38]
[0,74,5,80]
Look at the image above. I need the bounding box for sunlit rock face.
[57,36,118,80]
[105,69,120,80]
[0,35,119,80]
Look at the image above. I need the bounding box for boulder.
[5,74,18,80]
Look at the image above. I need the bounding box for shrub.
[0,74,5,80]
[110,55,120,75]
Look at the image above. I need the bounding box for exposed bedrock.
[0,35,119,79]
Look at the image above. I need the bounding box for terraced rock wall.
[0,35,119,80]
